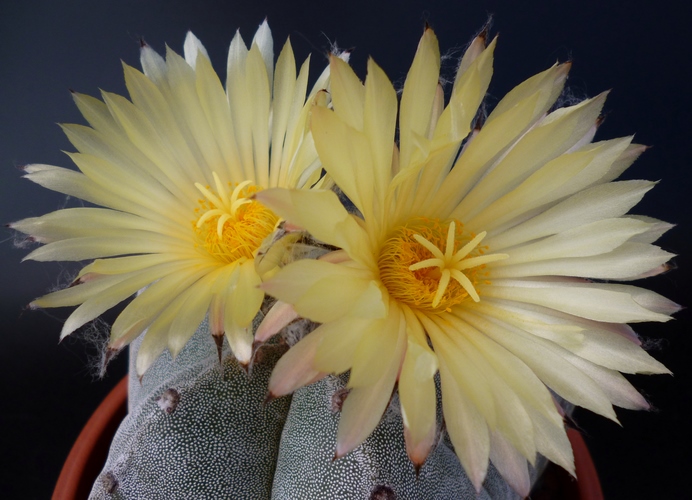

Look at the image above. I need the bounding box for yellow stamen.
[453,231,487,263]
[378,217,507,313]
[193,175,278,264]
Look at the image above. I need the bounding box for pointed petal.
[489,431,531,498]
[486,180,656,250]
[228,259,263,328]
[463,94,610,221]
[599,143,648,183]
[166,271,220,358]
[420,314,498,428]
[399,338,438,466]
[438,354,490,492]
[496,218,652,265]
[224,321,253,365]
[336,311,406,457]
[109,264,212,349]
[50,261,195,338]
[140,43,167,83]
[485,279,673,323]
[348,308,404,388]
[251,19,274,86]
[268,38,297,186]
[313,316,372,374]
[492,242,674,281]
[134,269,217,375]
[363,58,397,207]
[464,135,631,232]
[454,31,488,86]
[399,28,441,168]
[255,300,299,342]
[310,106,376,221]
[183,31,209,68]
[432,62,571,216]
[255,188,373,267]
[457,309,619,421]
[328,54,365,131]
[268,326,329,397]
[528,405,574,475]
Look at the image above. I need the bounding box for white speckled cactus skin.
[90,319,542,499]
[271,374,524,500]
[89,320,291,499]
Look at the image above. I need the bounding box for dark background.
[1,1,690,498]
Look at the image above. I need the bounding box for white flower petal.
[485,179,655,250]
[399,28,440,168]
[492,242,674,281]
[110,263,214,349]
[497,217,652,265]
[489,430,531,498]
[228,259,263,328]
[20,25,328,378]
[348,309,404,388]
[486,278,672,323]
[464,136,632,232]
[438,354,490,492]
[456,94,609,222]
[251,20,274,87]
[268,325,330,397]
[457,309,619,421]
[399,338,438,466]
[336,310,406,457]
[183,31,209,68]
[254,300,298,343]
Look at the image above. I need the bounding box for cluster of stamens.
[378,218,507,313]
[193,173,278,263]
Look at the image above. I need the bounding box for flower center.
[193,173,278,264]
[377,218,508,313]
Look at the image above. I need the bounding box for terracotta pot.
[52,377,128,500]
[52,377,603,499]
[529,428,604,500]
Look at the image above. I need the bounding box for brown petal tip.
[238,360,250,375]
[212,334,224,365]
[413,463,422,478]
[251,340,264,355]
[100,347,120,378]
[68,277,83,288]
[477,24,489,42]
[263,392,279,406]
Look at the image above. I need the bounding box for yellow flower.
[256,28,678,494]
[11,21,333,376]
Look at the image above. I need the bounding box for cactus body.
[91,321,549,499]
[89,321,291,499]
[271,374,522,500]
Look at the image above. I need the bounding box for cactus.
[89,319,292,499]
[89,317,550,499]
[271,373,538,500]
